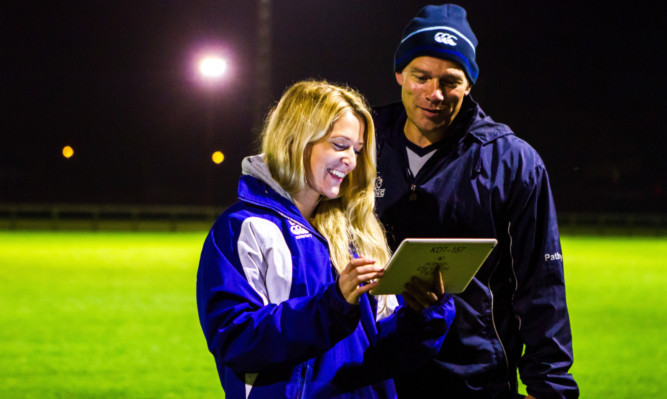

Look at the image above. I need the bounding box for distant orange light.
[212,151,224,164]
[62,146,74,158]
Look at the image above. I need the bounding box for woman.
[196,80,455,398]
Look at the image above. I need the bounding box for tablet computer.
[370,238,497,295]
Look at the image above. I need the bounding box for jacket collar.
[241,154,293,201]
[238,155,316,233]
[459,96,514,145]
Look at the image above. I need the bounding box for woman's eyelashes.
[332,141,362,155]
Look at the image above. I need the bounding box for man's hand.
[402,266,446,311]
[338,257,385,305]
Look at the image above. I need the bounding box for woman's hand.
[402,266,446,311]
[338,257,385,305]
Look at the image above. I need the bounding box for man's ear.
[395,72,404,86]
[465,84,472,96]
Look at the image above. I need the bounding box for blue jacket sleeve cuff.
[326,279,361,326]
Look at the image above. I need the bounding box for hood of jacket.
[241,154,293,201]
[238,154,314,229]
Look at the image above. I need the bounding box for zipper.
[488,258,512,393]
[487,221,521,393]
[295,362,311,399]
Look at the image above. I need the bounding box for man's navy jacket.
[373,96,578,398]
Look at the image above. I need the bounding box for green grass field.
[0,231,665,398]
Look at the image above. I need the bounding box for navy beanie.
[394,4,479,84]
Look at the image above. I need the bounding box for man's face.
[395,56,471,142]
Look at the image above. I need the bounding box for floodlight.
[199,56,227,79]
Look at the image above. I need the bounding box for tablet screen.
[371,238,497,295]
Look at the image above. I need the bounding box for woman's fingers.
[339,257,385,304]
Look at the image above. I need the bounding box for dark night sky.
[2,0,665,213]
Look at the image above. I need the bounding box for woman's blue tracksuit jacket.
[196,156,456,398]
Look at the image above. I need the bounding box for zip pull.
[409,184,417,201]
[405,167,414,181]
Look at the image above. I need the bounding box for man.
[373,4,578,398]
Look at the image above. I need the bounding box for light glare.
[62,145,74,159]
[212,151,224,164]
[199,57,227,78]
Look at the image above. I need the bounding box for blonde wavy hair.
[261,80,390,273]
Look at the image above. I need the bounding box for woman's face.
[304,110,364,203]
